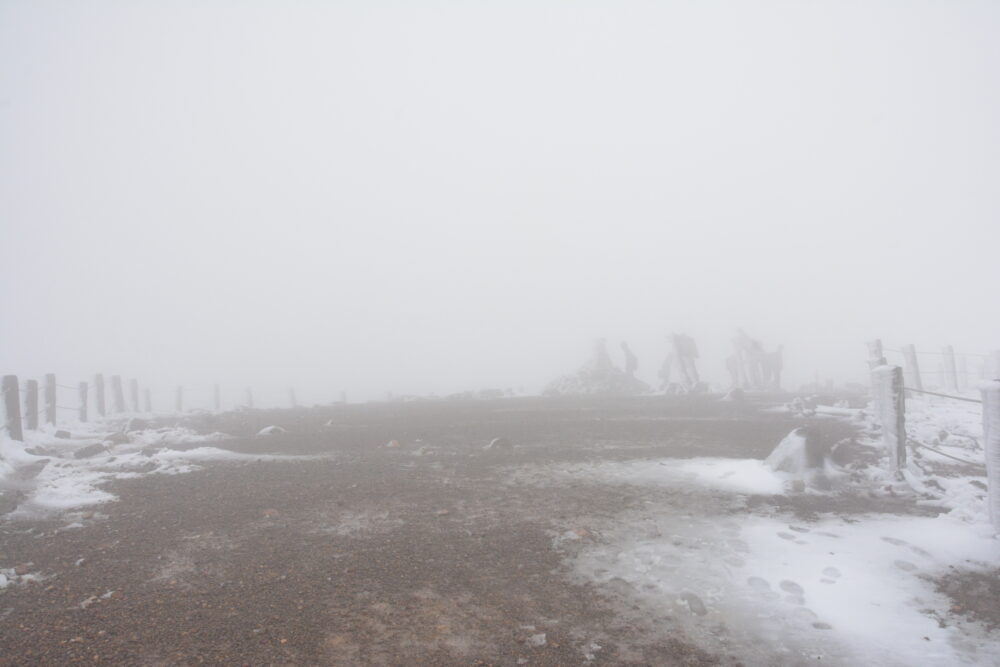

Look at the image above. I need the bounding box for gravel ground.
[0,394,927,665]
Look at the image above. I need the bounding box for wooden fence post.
[873,365,906,473]
[44,374,56,425]
[143,388,152,413]
[94,374,106,418]
[129,379,139,413]
[213,384,221,412]
[982,380,1000,534]
[175,386,183,413]
[2,375,23,441]
[24,379,38,431]
[942,346,959,393]
[111,375,125,413]
[79,382,89,422]
[901,344,922,392]
[245,387,254,409]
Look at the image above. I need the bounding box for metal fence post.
[943,346,959,393]
[44,374,56,425]
[873,365,906,473]
[902,344,923,392]
[24,379,38,430]
[111,375,125,413]
[79,382,89,422]
[982,380,1000,534]
[94,374,106,418]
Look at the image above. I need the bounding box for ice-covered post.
[868,339,888,417]
[981,380,1000,534]
[79,382,88,422]
[901,344,923,392]
[24,379,38,431]
[958,356,969,393]
[3,375,23,441]
[175,386,183,413]
[129,379,139,413]
[289,387,297,408]
[94,374,106,418]
[143,388,152,413]
[943,346,959,393]
[867,339,886,369]
[988,351,1000,381]
[110,375,125,413]
[873,365,906,473]
[44,373,56,425]
[213,384,221,412]
[245,387,254,409]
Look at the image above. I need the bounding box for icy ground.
[0,420,307,523]
[514,396,1000,666]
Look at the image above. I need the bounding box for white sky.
[2,1,999,406]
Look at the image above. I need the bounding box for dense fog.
[2,1,998,406]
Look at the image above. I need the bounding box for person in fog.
[621,341,638,378]
[726,353,742,389]
[584,338,615,378]
[733,329,765,390]
[762,345,784,390]
[659,333,700,391]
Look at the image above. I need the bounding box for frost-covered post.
[289,387,297,408]
[213,384,221,412]
[143,388,152,413]
[245,387,254,409]
[873,365,906,473]
[79,382,88,422]
[24,379,38,431]
[94,374,106,418]
[988,351,1000,381]
[901,344,923,392]
[981,380,1000,534]
[958,356,969,393]
[44,373,56,425]
[175,386,183,413]
[867,339,886,369]
[943,346,959,393]
[129,379,139,413]
[110,375,125,413]
[2,375,23,441]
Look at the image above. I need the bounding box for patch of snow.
[0,423,316,516]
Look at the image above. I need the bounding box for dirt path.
[0,396,856,665]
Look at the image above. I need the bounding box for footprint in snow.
[894,560,917,572]
[680,592,708,616]
[822,567,841,579]
[780,580,804,595]
[881,536,908,546]
[777,532,796,541]
[788,525,810,533]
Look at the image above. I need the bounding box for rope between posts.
[907,438,984,467]
[904,387,982,404]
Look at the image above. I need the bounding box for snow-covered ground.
[515,395,1000,666]
[0,420,305,520]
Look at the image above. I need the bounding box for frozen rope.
[904,387,982,404]
[907,438,984,467]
